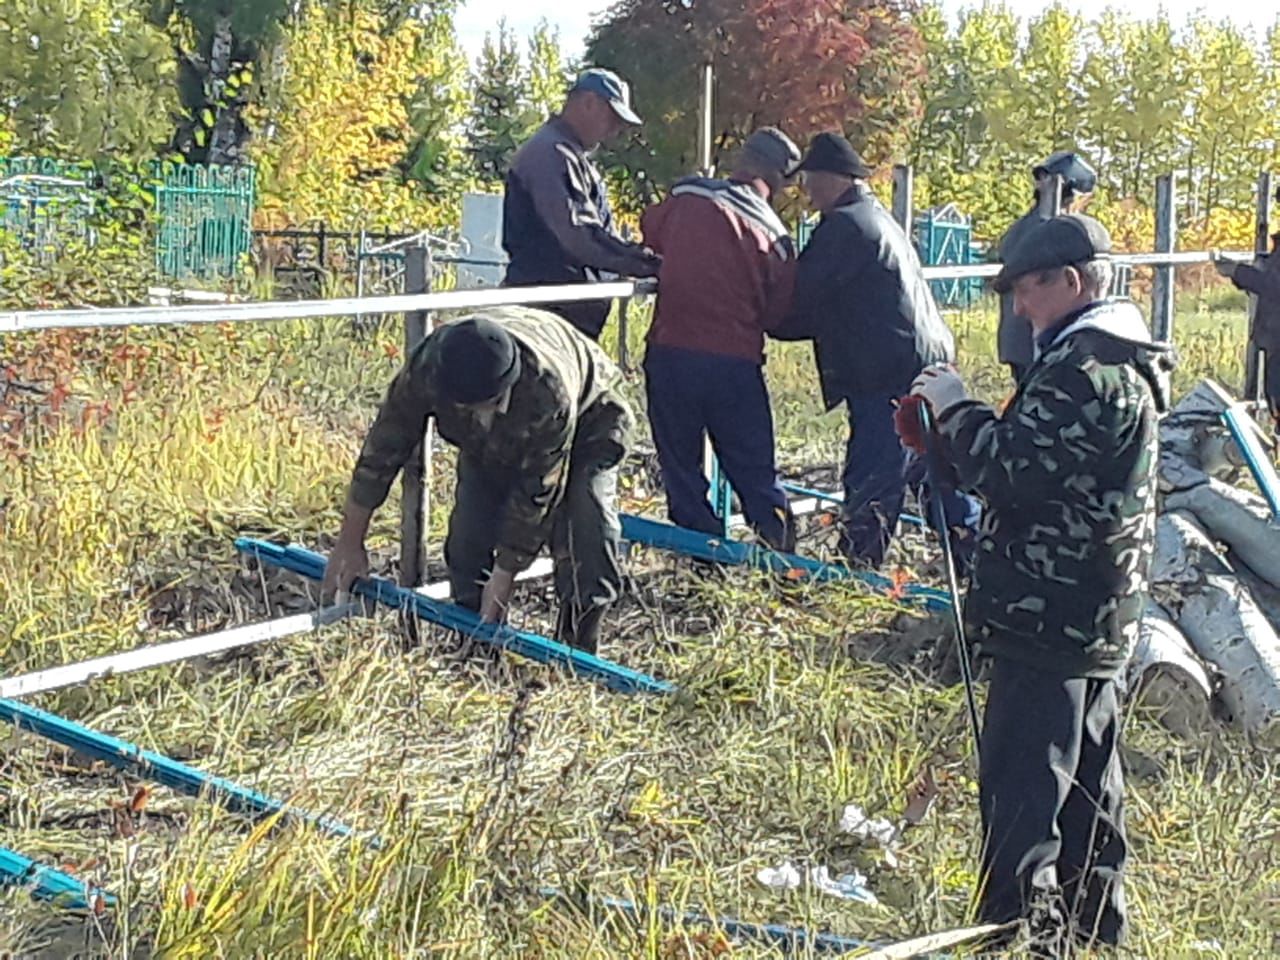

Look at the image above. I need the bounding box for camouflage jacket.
[349,306,632,572]
[935,300,1174,677]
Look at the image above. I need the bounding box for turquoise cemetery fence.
[1,156,255,281]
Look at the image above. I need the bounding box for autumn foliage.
[586,0,923,204]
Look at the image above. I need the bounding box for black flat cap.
[993,214,1112,294]
[795,132,872,179]
[437,317,521,404]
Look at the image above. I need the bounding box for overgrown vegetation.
[2,292,1276,957]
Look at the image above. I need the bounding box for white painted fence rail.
[0,280,649,334]
[0,604,358,700]
[0,251,1251,335]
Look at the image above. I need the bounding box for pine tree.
[468,22,535,183]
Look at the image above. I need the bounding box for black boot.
[556,604,606,655]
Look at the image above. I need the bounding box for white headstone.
[457,192,506,289]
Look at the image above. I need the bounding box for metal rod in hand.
[917,401,982,763]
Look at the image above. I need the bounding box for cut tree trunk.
[1126,601,1214,740]
[1164,477,1280,589]
[1151,511,1280,744]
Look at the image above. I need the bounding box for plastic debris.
[839,804,898,846]
[756,861,802,891]
[755,861,879,906]
[808,865,878,905]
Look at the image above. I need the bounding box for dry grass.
[1,294,1277,958]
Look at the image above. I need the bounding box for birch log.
[1164,478,1280,588]
[1126,602,1214,739]
[1152,512,1280,744]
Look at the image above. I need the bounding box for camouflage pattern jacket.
[348,307,632,573]
[935,300,1174,678]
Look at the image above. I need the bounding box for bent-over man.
[323,307,632,654]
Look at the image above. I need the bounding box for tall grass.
[2,294,1275,957]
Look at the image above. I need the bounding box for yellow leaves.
[249,6,467,229]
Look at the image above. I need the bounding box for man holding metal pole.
[1214,193,1280,435]
[322,307,632,654]
[502,68,662,340]
[907,214,1173,955]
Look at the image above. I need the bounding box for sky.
[452,0,1278,64]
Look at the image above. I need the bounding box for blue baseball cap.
[571,67,642,125]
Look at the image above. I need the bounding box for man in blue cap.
[503,68,662,340]
[997,151,1098,383]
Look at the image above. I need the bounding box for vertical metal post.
[697,58,729,531]
[356,227,367,299]
[1038,174,1064,218]
[617,296,631,373]
[891,165,914,235]
[399,244,433,588]
[699,63,714,176]
[1245,171,1272,401]
[1153,173,1177,343]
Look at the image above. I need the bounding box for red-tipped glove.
[893,393,929,454]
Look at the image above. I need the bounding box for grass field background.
[1,284,1277,958]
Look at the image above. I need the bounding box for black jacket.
[995,208,1044,369]
[774,184,954,406]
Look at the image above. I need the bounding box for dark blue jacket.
[774,184,954,407]
[502,117,658,288]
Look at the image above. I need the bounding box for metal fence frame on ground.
[0,163,1273,908]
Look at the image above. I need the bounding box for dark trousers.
[979,658,1129,950]
[644,345,792,550]
[841,394,907,566]
[843,393,979,569]
[444,451,622,651]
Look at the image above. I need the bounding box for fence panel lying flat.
[0,846,111,911]
[618,515,952,614]
[0,698,362,841]
[235,539,676,696]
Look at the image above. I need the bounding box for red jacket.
[641,177,796,364]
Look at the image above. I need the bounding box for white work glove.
[910,364,969,419]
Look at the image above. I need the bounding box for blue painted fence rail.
[618,515,951,614]
[544,888,871,955]
[234,539,676,696]
[0,846,112,911]
[0,698,362,842]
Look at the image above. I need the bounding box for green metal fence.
[0,157,101,256]
[1,157,255,281]
[153,163,255,281]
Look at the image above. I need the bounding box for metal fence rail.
[2,249,1245,336]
